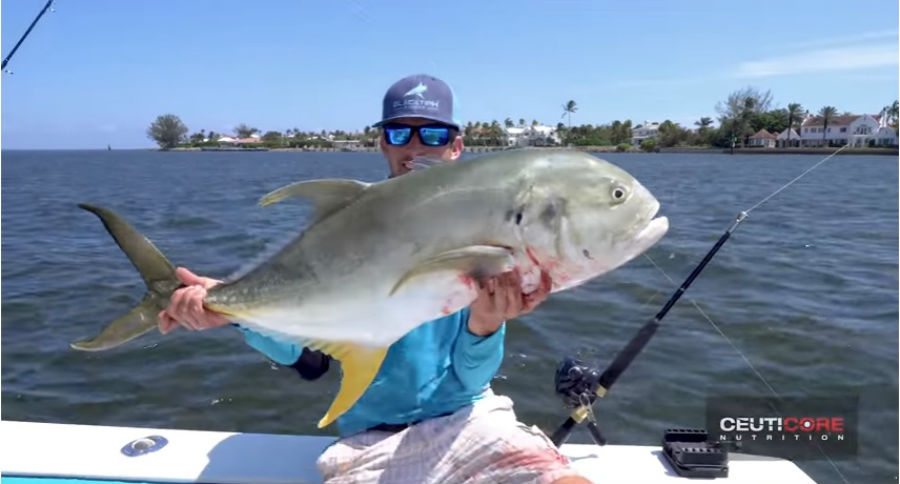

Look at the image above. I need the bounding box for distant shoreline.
[6,146,897,156]
[168,145,900,156]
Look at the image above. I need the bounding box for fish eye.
[611,185,627,202]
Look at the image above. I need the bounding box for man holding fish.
[77,70,667,481]
[157,74,593,483]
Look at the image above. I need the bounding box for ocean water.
[2,149,897,483]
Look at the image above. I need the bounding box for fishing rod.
[549,144,851,448]
[2,0,55,71]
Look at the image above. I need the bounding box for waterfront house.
[503,125,561,147]
[748,129,777,148]
[775,128,801,148]
[799,114,896,147]
[631,121,660,146]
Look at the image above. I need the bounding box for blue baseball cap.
[372,74,461,130]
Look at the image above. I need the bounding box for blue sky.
[2,0,898,149]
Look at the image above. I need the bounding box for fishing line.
[550,145,853,483]
[641,144,852,482]
[643,143,852,398]
[744,144,850,214]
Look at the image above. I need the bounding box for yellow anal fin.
[305,339,389,428]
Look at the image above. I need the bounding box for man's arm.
[158,267,331,381]
[451,269,552,391]
[451,309,507,392]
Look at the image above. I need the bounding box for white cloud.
[734,44,898,79]
[785,30,898,50]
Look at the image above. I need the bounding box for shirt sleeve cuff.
[236,325,301,365]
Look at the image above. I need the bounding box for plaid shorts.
[316,390,584,483]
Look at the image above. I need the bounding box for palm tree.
[786,103,803,146]
[561,100,577,130]
[694,117,713,129]
[518,118,526,127]
[504,118,514,128]
[818,106,837,146]
[884,100,899,128]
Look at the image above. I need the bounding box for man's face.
[380,117,464,177]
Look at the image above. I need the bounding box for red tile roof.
[749,129,777,140]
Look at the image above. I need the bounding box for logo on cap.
[403,82,428,99]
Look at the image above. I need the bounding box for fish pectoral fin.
[390,245,516,296]
[258,178,370,223]
[304,340,388,428]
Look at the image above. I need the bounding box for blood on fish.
[457,274,475,289]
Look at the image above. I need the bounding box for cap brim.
[372,115,460,130]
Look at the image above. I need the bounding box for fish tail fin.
[70,204,180,352]
[305,340,389,428]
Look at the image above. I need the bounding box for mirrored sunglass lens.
[419,127,449,146]
[386,128,411,145]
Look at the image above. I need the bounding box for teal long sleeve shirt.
[237,307,505,437]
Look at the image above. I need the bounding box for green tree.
[262,130,282,143]
[693,117,714,146]
[695,117,714,129]
[518,118,526,127]
[818,106,838,144]
[504,118,514,128]
[716,87,773,147]
[657,120,690,147]
[882,100,898,128]
[235,124,259,138]
[785,103,804,145]
[561,100,577,130]
[640,138,657,152]
[750,109,788,134]
[147,114,188,150]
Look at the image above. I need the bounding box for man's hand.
[467,269,553,336]
[158,267,230,334]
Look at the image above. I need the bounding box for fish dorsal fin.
[258,178,371,223]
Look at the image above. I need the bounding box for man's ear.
[450,135,464,159]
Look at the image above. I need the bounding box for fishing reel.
[554,356,601,409]
[551,356,608,447]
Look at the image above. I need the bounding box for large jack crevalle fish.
[72,149,669,429]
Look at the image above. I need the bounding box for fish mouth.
[638,215,669,245]
[632,201,669,252]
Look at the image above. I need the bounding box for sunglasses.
[383,123,456,147]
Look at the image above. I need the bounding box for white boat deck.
[0,420,817,483]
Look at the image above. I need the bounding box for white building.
[504,125,561,147]
[799,114,897,147]
[747,129,776,148]
[776,128,800,148]
[217,133,262,145]
[631,121,660,146]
